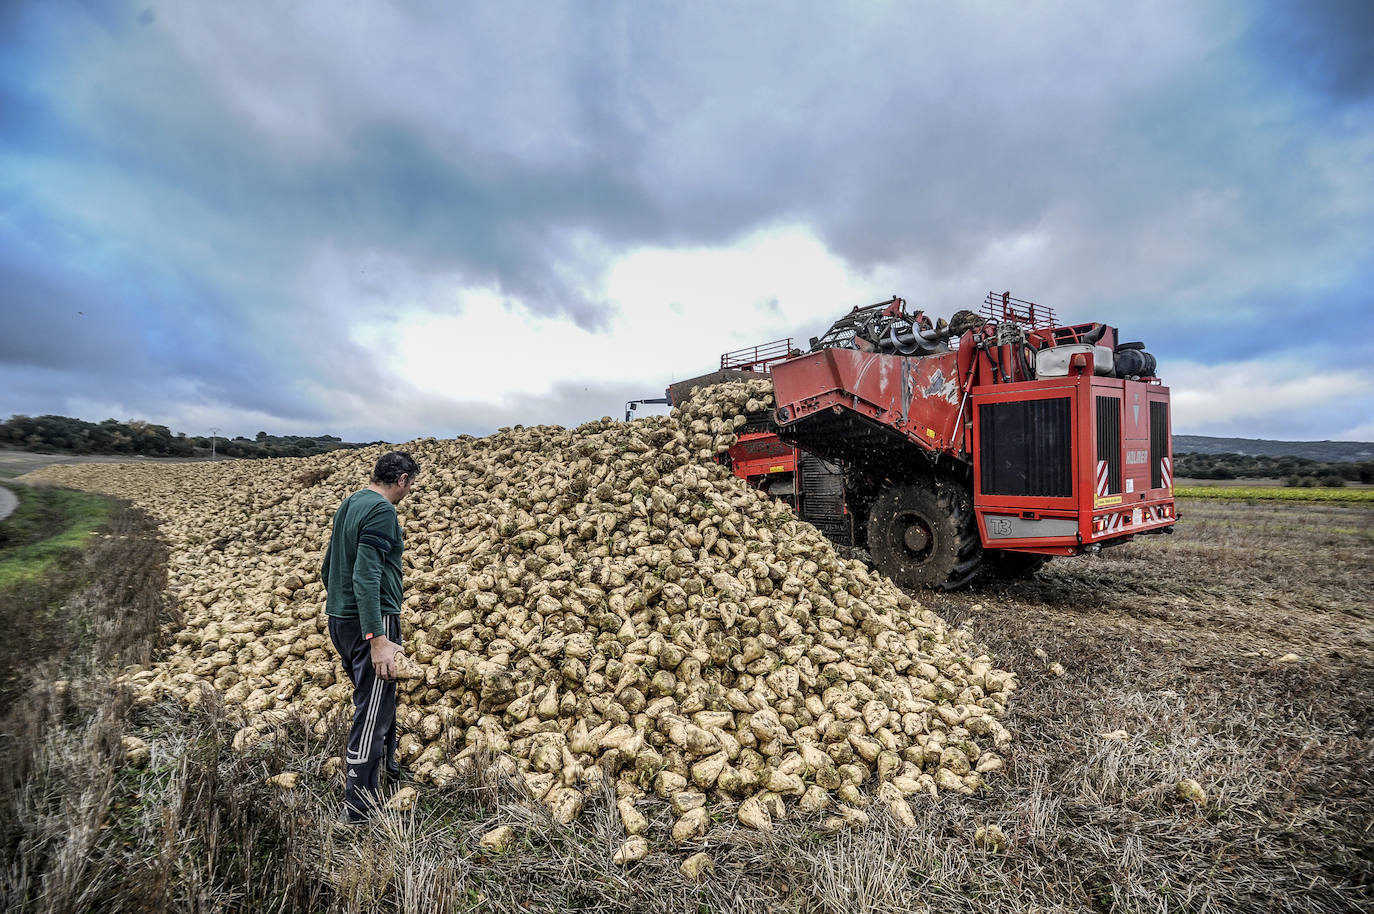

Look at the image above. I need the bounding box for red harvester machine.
[655,291,1176,589]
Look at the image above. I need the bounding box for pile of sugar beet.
[30,380,1014,860]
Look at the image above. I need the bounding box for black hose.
[984,346,1001,381]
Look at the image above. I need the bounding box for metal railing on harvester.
[721,338,795,373]
[979,291,1058,329]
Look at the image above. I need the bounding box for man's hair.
[372,451,420,485]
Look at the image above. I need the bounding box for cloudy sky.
[2,0,1372,443]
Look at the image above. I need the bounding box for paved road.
[0,485,15,524]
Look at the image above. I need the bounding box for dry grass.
[2,496,1370,912]
[916,498,1374,912]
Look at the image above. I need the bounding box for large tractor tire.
[981,549,1050,581]
[865,482,982,590]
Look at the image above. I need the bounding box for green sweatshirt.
[322,489,404,639]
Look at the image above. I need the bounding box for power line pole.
[209,427,220,461]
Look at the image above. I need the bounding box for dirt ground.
[0,448,211,479]
[943,498,1374,662]
[902,497,1374,912]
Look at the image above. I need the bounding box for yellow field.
[1175,485,1374,502]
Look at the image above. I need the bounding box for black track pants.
[328,613,401,822]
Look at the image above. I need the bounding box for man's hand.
[370,634,403,681]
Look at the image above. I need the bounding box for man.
[322,450,419,823]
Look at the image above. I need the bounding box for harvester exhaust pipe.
[624,397,670,421]
[1081,323,1107,344]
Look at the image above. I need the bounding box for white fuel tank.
[1035,343,1115,377]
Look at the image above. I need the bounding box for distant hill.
[1174,436,1374,462]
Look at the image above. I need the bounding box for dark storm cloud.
[1249,0,1374,103]
[1,0,1371,438]
[309,123,658,329]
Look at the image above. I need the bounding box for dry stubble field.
[2,486,1371,914]
[0,448,207,480]
[915,497,1374,912]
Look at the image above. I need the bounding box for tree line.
[0,415,372,460]
[1174,452,1373,487]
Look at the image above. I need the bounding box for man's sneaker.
[386,759,405,783]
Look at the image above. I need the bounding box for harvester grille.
[798,453,850,545]
[978,398,1073,497]
[1150,402,1169,489]
[1096,396,1123,495]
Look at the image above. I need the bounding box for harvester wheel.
[866,483,982,590]
[982,550,1050,581]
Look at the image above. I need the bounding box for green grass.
[0,484,115,588]
[1175,485,1374,503]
